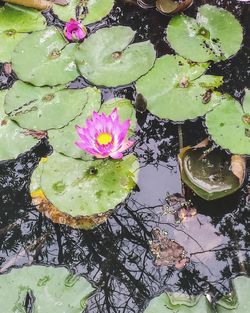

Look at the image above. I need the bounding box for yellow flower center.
[97,133,112,145]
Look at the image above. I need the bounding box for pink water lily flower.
[64,18,87,42]
[75,108,134,159]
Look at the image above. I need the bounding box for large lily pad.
[0,265,95,313]
[76,26,156,87]
[35,152,138,217]
[206,91,250,155]
[145,276,250,313]
[4,81,91,131]
[0,3,46,33]
[48,87,102,160]
[166,5,243,63]
[12,27,79,86]
[0,90,37,161]
[179,147,242,201]
[136,54,223,121]
[53,0,114,24]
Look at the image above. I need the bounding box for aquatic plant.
[75,26,156,87]
[0,265,95,312]
[64,18,87,42]
[75,108,134,159]
[145,276,250,312]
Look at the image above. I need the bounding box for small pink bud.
[64,18,87,42]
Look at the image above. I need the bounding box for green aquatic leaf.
[39,152,138,217]
[136,54,223,121]
[48,87,102,160]
[0,3,46,32]
[145,276,250,313]
[0,31,27,62]
[0,3,46,62]
[4,81,91,131]
[12,27,79,86]
[206,91,250,155]
[0,265,95,313]
[53,0,114,24]
[179,147,241,201]
[167,4,243,62]
[0,90,37,161]
[76,26,156,87]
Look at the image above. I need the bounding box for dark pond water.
[0,1,250,312]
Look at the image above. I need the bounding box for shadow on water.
[0,0,250,312]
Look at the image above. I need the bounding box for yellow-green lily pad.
[38,152,138,217]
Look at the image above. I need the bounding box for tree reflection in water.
[0,114,249,313]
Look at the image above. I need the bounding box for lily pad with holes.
[53,0,114,24]
[76,26,156,87]
[4,81,91,131]
[179,147,242,201]
[30,152,138,228]
[166,5,243,63]
[145,276,250,313]
[0,3,46,32]
[0,265,95,313]
[206,91,250,155]
[136,54,223,121]
[48,87,102,160]
[12,27,79,86]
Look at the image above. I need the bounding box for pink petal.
[117,140,135,153]
[109,151,123,159]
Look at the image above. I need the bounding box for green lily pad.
[53,0,114,24]
[166,5,243,63]
[12,27,79,86]
[0,31,27,62]
[145,276,250,313]
[4,81,91,131]
[0,265,95,313]
[179,147,241,201]
[0,90,37,161]
[0,118,37,161]
[76,26,156,87]
[48,87,102,160]
[0,4,46,62]
[38,152,138,217]
[206,91,250,155]
[0,3,46,33]
[136,54,223,121]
